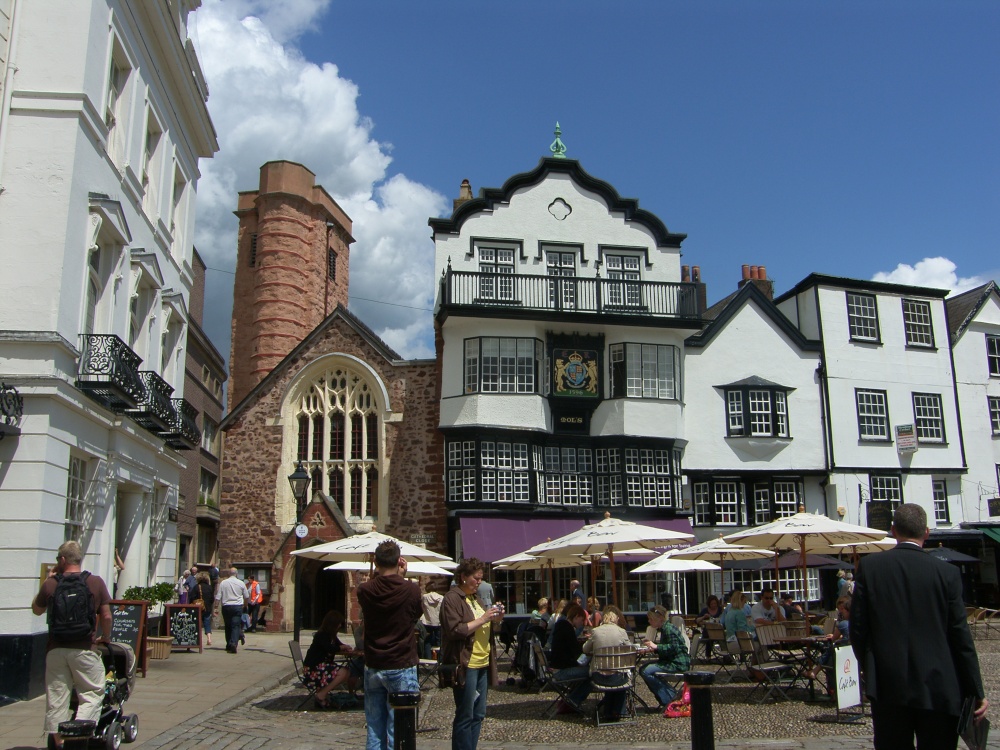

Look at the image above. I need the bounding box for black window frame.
[990,396,1000,436]
[462,337,543,395]
[846,292,881,344]
[988,335,1000,377]
[932,478,950,524]
[912,392,946,443]
[855,388,891,442]
[724,386,790,438]
[901,298,935,348]
[608,342,681,400]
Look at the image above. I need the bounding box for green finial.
[549,122,567,159]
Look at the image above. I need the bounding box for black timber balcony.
[438,270,702,323]
[76,335,144,411]
[161,398,200,450]
[127,371,175,433]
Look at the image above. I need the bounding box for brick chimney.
[453,179,473,212]
[690,265,707,314]
[737,262,774,300]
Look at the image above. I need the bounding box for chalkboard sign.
[165,604,203,652]
[866,501,894,532]
[109,600,148,677]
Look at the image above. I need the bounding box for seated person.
[640,605,691,708]
[586,596,603,628]
[583,609,631,721]
[695,595,723,627]
[780,594,803,619]
[529,597,551,629]
[549,603,591,713]
[750,587,786,625]
[723,591,755,641]
[544,598,569,650]
[807,595,851,679]
[303,610,354,708]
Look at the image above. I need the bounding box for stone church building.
[219,161,444,630]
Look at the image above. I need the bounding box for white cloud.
[189,0,444,362]
[872,257,988,295]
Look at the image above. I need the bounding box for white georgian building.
[0,0,216,698]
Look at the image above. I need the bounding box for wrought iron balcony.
[76,335,144,411]
[0,382,24,440]
[161,398,200,450]
[127,371,175,433]
[438,270,701,321]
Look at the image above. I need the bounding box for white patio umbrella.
[325,560,455,577]
[291,530,454,565]
[526,512,694,607]
[724,511,887,602]
[630,556,721,574]
[819,538,897,568]
[663,536,775,590]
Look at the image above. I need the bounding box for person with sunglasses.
[750,587,786,626]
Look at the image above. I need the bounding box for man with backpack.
[31,540,112,750]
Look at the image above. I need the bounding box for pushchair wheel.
[104,720,122,750]
[123,715,138,743]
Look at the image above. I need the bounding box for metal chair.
[288,640,319,709]
[700,622,734,683]
[589,645,639,727]
[737,633,795,704]
[531,637,589,717]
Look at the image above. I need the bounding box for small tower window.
[328,248,336,280]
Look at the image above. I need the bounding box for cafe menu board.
[109,600,148,677]
[165,604,203,652]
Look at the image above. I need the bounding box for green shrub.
[122,582,176,606]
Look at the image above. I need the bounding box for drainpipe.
[0,0,21,196]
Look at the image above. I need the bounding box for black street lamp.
[288,461,311,642]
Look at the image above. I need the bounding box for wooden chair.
[700,622,734,683]
[589,645,639,727]
[736,633,795,704]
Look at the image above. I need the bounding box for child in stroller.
[53,641,139,750]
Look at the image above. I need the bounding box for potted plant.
[122,583,177,658]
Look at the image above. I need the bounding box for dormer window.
[722,377,791,438]
[846,292,880,343]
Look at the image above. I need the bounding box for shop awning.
[981,527,1000,546]
[458,515,693,563]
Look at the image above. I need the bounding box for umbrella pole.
[773,549,781,602]
[608,546,619,609]
[589,555,598,608]
[800,537,807,609]
[548,561,554,601]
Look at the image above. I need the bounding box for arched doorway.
[299,557,347,629]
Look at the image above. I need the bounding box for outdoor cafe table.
[772,635,834,702]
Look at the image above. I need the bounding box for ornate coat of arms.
[553,349,599,398]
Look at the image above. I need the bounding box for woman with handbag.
[189,571,214,646]
[440,558,503,750]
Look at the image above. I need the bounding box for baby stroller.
[53,642,139,749]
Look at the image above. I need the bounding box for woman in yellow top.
[440,558,503,750]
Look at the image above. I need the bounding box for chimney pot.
[758,265,767,280]
[692,265,701,283]
[750,265,759,280]
[742,264,751,280]
[681,265,690,282]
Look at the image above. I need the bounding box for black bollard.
[390,690,421,750]
[685,671,715,750]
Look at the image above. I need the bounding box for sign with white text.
[834,643,861,709]
[895,424,918,454]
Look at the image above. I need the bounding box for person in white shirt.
[214,568,249,653]
[750,587,786,626]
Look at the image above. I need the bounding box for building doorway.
[299,558,347,629]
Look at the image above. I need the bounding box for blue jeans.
[553,665,591,706]
[640,662,676,706]
[451,666,488,750]
[364,666,418,750]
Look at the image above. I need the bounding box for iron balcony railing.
[0,381,24,439]
[161,398,200,450]
[127,371,175,433]
[439,270,701,318]
[76,334,144,411]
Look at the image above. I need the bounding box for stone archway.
[298,557,348,629]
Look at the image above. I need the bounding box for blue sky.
[192,0,998,364]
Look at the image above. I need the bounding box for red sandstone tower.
[229,161,354,410]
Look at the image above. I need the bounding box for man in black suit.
[851,503,988,748]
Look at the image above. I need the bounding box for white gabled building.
[774,275,966,532]
[0,0,216,698]
[431,151,701,610]
[683,275,826,528]
[947,282,1000,528]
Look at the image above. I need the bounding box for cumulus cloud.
[189,0,444,361]
[872,257,989,296]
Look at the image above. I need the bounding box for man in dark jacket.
[851,503,988,748]
[357,540,422,750]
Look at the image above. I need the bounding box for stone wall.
[220,312,444,631]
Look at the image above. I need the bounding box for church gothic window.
[293,364,382,522]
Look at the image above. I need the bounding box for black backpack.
[48,571,96,642]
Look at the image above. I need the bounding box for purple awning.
[458,515,693,563]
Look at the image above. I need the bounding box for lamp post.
[288,461,311,642]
